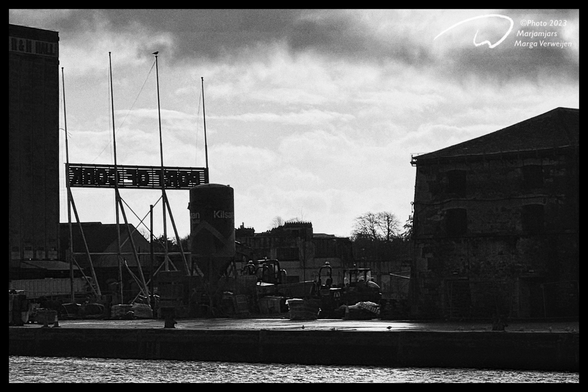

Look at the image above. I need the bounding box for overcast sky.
[9,9,579,238]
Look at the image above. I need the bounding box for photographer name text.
[515,19,573,49]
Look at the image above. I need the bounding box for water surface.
[9,356,579,383]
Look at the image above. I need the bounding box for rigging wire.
[91,63,114,163]
[90,58,156,163]
[118,59,156,130]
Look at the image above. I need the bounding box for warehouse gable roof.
[412,107,578,163]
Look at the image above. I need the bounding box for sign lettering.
[67,163,208,189]
[9,36,58,57]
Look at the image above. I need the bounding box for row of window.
[10,246,59,260]
[445,204,544,236]
[444,165,544,197]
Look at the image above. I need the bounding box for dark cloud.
[36,9,434,65]
[52,9,308,61]
[11,9,578,85]
[285,14,435,66]
[9,9,305,60]
[117,9,304,60]
[442,45,578,86]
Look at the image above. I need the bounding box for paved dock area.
[28,316,579,333]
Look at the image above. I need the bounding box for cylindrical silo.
[189,184,235,284]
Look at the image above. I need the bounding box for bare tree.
[352,211,401,242]
[270,216,285,229]
[351,211,408,264]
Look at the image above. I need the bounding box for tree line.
[351,211,413,264]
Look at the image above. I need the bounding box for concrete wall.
[9,327,579,371]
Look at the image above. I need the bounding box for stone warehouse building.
[409,108,578,320]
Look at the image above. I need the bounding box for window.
[522,165,543,190]
[446,170,467,197]
[446,208,467,236]
[10,246,20,260]
[521,204,544,234]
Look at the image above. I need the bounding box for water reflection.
[9,356,579,383]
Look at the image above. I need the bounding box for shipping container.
[8,278,90,299]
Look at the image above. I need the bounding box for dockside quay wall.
[9,327,578,371]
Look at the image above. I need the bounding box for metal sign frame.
[67,163,208,190]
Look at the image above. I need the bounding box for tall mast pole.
[154,51,169,270]
[62,67,75,303]
[201,77,209,182]
[149,204,154,309]
[109,52,124,303]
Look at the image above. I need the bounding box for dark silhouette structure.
[410,107,578,320]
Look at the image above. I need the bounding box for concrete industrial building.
[9,24,60,273]
[409,107,579,320]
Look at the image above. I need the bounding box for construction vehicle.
[255,258,286,285]
[312,263,382,319]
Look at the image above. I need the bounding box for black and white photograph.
[9,9,578,383]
